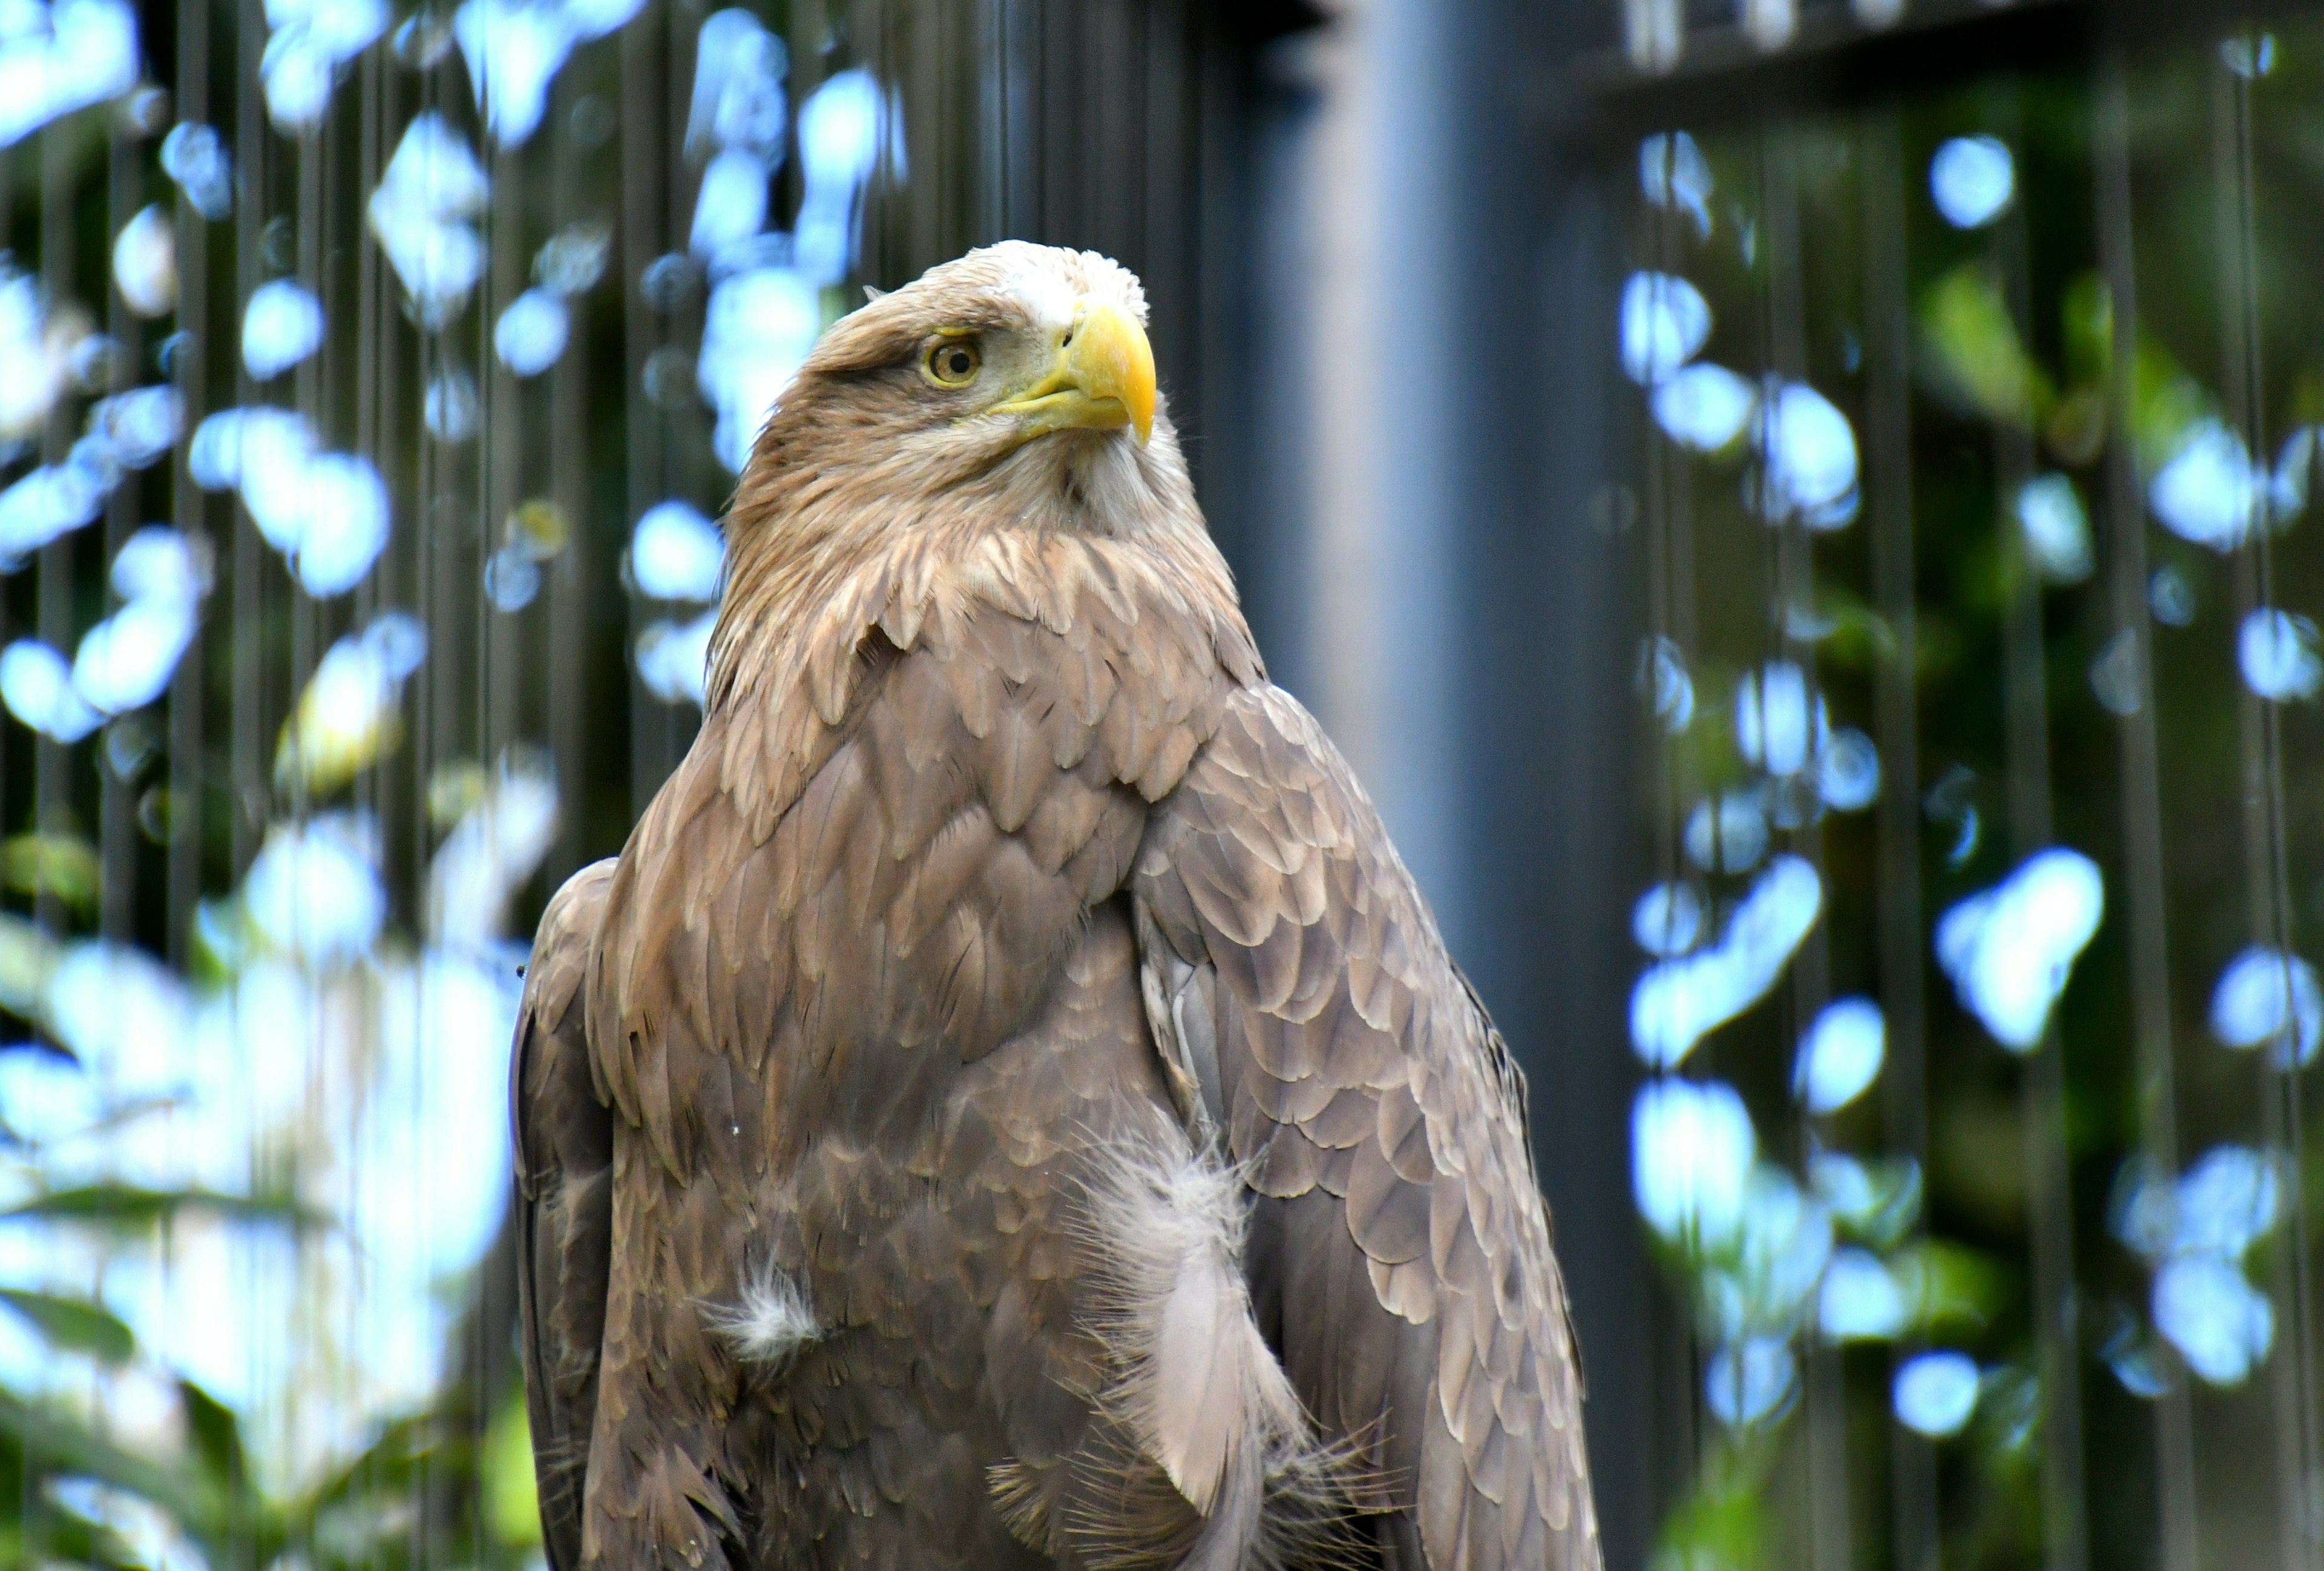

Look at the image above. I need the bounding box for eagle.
[512,242,1599,1571]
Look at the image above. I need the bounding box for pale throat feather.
[706,449,1253,780]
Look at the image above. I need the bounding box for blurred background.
[2,0,2322,1568]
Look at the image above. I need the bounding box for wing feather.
[1134,685,1601,1571]
[512,860,619,1571]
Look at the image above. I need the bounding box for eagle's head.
[711,242,1230,712]
[734,241,1186,541]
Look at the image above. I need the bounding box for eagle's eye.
[923,337,982,388]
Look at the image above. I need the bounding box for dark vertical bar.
[661,0,699,785]
[2210,52,2320,1571]
[102,89,138,944]
[622,4,664,817]
[550,73,587,882]
[352,33,386,886]
[1509,15,1659,1569]
[287,128,322,828]
[1989,81,2087,1571]
[1863,96,1940,1571]
[1632,130,1701,1560]
[1759,114,1848,1571]
[486,140,522,768]
[168,0,210,969]
[2093,48,2199,1571]
[231,0,267,877]
[34,108,72,921]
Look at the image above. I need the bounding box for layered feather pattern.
[511,243,1598,1571]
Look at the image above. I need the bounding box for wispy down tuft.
[705,1262,821,1367]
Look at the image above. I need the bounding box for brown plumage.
[512,242,1599,1571]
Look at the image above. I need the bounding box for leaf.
[484,1388,542,1546]
[0,1184,320,1231]
[0,1288,133,1362]
[4,1511,149,1571]
[0,914,56,1019]
[2060,271,2113,388]
[0,833,100,916]
[0,1388,206,1530]
[179,1379,246,1489]
[1920,265,2054,426]
[0,1387,286,1565]
[1889,1237,2007,1334]
[302,1408,476,1513]
[2130,341,2213,474]
[1653,1434,1777,1571]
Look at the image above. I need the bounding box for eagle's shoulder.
[525,857,617,1038]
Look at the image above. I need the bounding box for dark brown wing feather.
[1133,685,1601,1571]
[513,860,619,1571]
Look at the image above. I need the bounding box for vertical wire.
[31,87,91,1515]
[1988,80,2090,1571]
[621,4,661,819]
[230,0,266,882]
[352,31,387,1537]
[2211,48,2324,1571]
[549,70,585,884]
[1757,112,1850,1571]
[5,43,16,1469]
[352,25,384,898]
[162,0,212,1524]
[2251,80,2322,1571]
[231,0,277,1489]
[304,45,344,1533]
[412,42,447,1571]
[409,54,436,943]
[485,135,519,775]
[292,131,321,806]
[89,9,131,1463]
[665,0,698,787]
[292,70,323,1515]
[984,0,1007,245]
[168,0,209,975]
[466,72,507,1571]
[34,98,71,925]
[1635,127,1704,1526]
[289,66,330,1555]
[102,87,137,947]
[2092,47,2201,1571]
[1862,95,1940,1571]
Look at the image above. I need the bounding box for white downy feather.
[1082,1127,1308,1514]
[706,1262,821,1367]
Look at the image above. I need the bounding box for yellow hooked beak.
[991,300,1155,446]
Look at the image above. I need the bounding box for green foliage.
[0,1184,320,1230]
[0,1290,133,1363]
[0,1182,533,1571]
[1625,35,2324,1568]
[485,1389,545,1550]
[0,834,102,918]
[1922,265,2054,426]
[1888,1238,2009,1336]
[1651,1435,1778,1571]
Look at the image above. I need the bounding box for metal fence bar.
[2092,46,2201,1571]
[1860,93,1940,1571]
